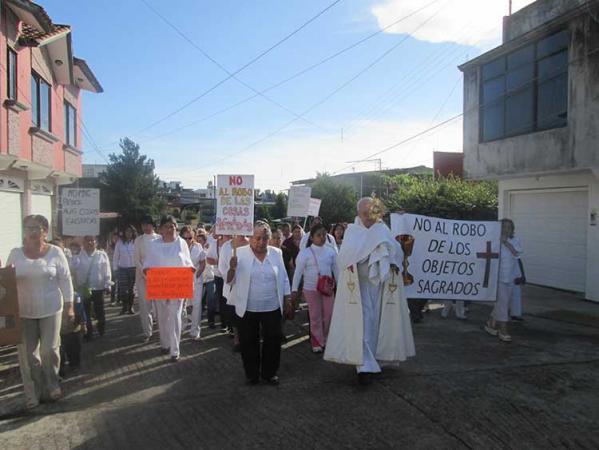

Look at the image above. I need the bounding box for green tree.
[100,138,163,226]
[384,174,498,220]
[310,173,358,226]
[273,192,288,219]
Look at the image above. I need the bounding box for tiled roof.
[19,22,70,46]
[5,0,53,32]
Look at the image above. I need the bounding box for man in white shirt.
[74,235,112,339]
[299,217,337,253]
[134,215,160,342]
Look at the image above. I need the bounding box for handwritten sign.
[287,186,312,217]
[391,213,501,301]
[146,268,194,300]
[0,267,20,346]
[215,175,254,236]
[61,188,100,236]
[308,198,322,217]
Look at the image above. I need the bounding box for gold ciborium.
[396,234,415,286]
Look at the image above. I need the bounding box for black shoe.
[357,372,372,386]
[264,376,279,386]
[511,316,524,322]
[160,348,170,355]
[170,355,180,363]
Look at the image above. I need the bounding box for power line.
[98,0,442,150]
[169,0,448,176]
[329,45,599,176]
[133,0,344,136]
[138,0,327,133]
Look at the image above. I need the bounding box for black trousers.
[408,299,427,322]
[60,331,81,370]
[215,276,229,328]
[237,309,282,381]
[118,267,136,312]
[84,290,106,337]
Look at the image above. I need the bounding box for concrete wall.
[498,171,599,301]
[463,11,599,180]
[504,0,590,42]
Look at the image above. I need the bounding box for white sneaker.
[498,332,512,342]
[312,347,323,353]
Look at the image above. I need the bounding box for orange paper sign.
[146,267,194,300]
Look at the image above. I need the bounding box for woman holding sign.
[144,216,194,361]
[227,222,292,385]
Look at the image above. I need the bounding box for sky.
[42,0,535,191]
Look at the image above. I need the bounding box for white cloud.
[371,0,536,47]
[155,116,464,191]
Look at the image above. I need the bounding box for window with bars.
[480,29,569,142]
[31,72,51,131]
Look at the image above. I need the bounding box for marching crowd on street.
[1,197,526,410]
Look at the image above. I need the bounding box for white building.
[459,0,599,301]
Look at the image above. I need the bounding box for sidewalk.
[1,287,599,449]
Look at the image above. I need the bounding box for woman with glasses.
[7,215,74,409]
[180,226,206,340]
[113,225,137,315]
[291,223,338,353]
[144,216,194,361]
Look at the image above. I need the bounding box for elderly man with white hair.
[324,197,415,386]
[227,222,292,385]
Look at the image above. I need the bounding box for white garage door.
[0,191,23,264]
[31,194,53,240]
[509,189,587,292]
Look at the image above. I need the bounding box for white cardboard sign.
[215,175,254,236]
[287,186,312,217]
[391,213,501,301]
[308,198,321,217]
[61,188,100,236]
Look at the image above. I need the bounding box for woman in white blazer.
[227,222,291,385]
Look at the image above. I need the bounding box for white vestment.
[324,218,415,371]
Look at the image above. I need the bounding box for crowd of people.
[2,197,526,409]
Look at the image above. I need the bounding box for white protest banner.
[287,186,311,217]
[61,188,100,236]
[390,213,501,301]
[215,175,254,236]
[308,198,321,217]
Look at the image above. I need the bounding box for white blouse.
[144,237,194,270]
[292,244,338,291]
[247,257,280,313]
[7,245,74,319]
[73,249,112,290]
[113,239,136,269]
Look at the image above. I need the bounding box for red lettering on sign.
[229,176,243,186]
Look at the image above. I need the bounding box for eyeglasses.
[24,225,43,232]
[183,236,193,241]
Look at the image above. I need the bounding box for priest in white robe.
[324,197,415,385]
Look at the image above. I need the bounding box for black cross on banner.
[476,241,499,288]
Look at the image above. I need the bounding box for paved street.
[1,286,599,449]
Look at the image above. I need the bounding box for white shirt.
[206,239,224,277]
[227,246,290,318]
[7,245,74,319]
[190,243,206,283]
[144,237,194,269]
[300,232,338,253]
[247,257,281,312]
[292,244,338,291]
[73,249,112,290]
[113,239,135,269]
[134,232,160,280]
[499,238,522,283]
